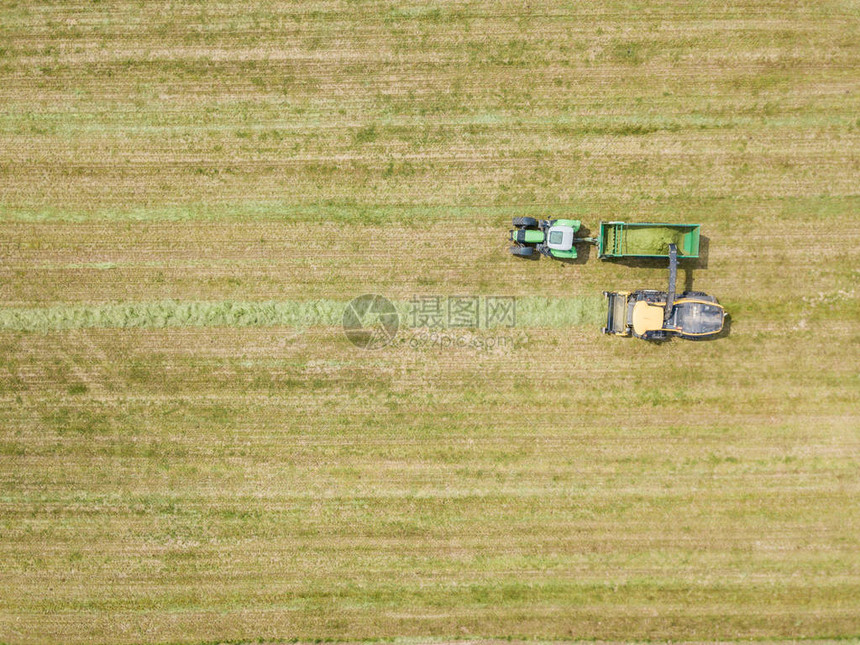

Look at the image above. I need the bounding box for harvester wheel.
[510,246,535,257]
[512,217,538,228]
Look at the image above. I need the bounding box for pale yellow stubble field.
[0,1,858,643]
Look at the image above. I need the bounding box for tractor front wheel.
[512,217,538,228]
[510,246,535,257]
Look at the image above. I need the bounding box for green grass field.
[1,1,859,643]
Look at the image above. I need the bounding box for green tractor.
[508,217,596,259]
[603,244,726,341]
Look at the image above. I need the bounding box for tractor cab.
[545,225,575,251]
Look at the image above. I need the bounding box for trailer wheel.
[510,246,534,257]
[512,217,538,228]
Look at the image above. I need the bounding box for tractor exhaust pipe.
[665,243,678,325]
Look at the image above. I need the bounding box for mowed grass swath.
[0,296,604,331]
[1,1,859,644]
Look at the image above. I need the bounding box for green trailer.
[597,221,701,259]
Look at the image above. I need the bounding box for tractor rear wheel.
[510,246,535,257]
[512,217,538,228]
